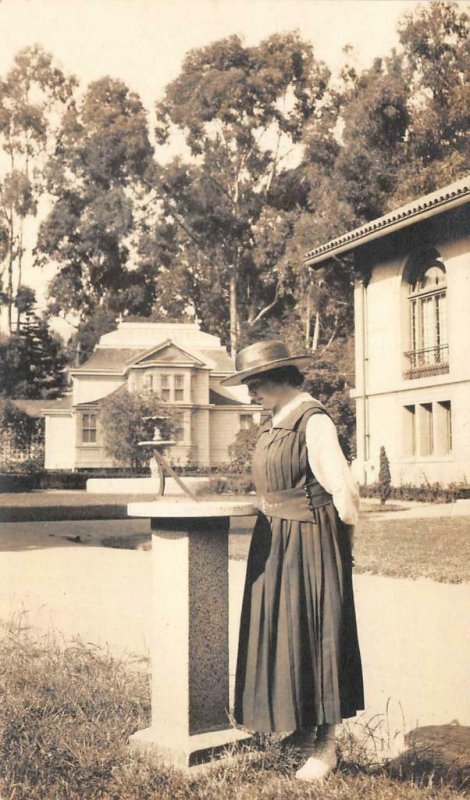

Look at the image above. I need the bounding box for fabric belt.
[255,482,333,522]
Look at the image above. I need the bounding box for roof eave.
[304,189,470,269]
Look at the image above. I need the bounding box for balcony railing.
[403,344,449,379]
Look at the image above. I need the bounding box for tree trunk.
[229,272,238,356]
[312,311,320,351]
[305,293,311,349]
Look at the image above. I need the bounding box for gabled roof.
[72,339,234,375]
[304,175,470,268]
[14,396,73,417]
[71,348,146,373]
[198,349,234,372]
[130,340,205,368]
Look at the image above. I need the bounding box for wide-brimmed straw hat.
[220,339,312,386]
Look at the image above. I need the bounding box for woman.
[221,339,364,782]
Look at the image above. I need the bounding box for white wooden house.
[43,321,259,470]
[305,176,470,486]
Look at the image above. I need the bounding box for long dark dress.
[233,399,364,733]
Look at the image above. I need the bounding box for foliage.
[0,46,77,331]
[195,475,255,495]
[378,446,392,505]
[37,76,155,331]
[99,388,176,471]
[66,308,118,366]
[0,397,43,449]
[360,480,470,504]
[228,422,260,475]
[303,336,357,459]
[0,307,67,398]
[152,32,331,353]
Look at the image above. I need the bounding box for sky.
[0,0,460,334]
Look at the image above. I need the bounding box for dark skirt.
[233,502,364,733]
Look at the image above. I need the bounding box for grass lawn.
[229,515,470,584]
[0,620,467,800]
[352,516,470,584]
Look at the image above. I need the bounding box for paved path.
[1,518,468,759]
[364,497,470,520]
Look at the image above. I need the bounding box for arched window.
[404,249,449,378]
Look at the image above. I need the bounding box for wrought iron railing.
[403,344,449,378]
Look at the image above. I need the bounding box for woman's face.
[245,376,287,411]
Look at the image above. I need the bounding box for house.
[304,176,470,486]
[43,321,259,470]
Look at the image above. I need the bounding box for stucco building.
[305,177,470,487]
[43,321,258,470]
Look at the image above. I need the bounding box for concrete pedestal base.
[127,499,256,772]
[129,725,252,770]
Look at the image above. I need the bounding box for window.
[403,401,452,457]
[145,374,154,392]
[240,414,254,430]
[419,403,433,456]
[403,405,416,456]
[160,374,171,402]
[435,400,452,455]
[404,254,448,379]
[173,411,185,443]
[82,412,97,444]
[174,375,185,402]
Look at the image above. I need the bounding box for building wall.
[352,230,470,485]
[44,414,76,470]
[209,408,246,466]
[193,407,210,467]
[72,374,125,405]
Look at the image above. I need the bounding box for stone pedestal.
[127,499,256,769]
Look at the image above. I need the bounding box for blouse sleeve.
[305,413,360,526]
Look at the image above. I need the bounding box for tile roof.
[304,176,470,267]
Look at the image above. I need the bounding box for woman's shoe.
[294,750,337,782]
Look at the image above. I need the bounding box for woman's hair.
[245,365,305,388]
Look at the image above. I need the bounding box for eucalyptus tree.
[153,32,331,353]
[0,46,77,331]
[37,76,155,343]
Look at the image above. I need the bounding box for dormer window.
[403,249,449,379]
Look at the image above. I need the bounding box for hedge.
[360,482,470,503]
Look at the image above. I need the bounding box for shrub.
[378,446,392,505]
[195,475,255,495]
[360,481,470,504]
[228,424,259,474]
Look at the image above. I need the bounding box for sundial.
[138,415,200,501]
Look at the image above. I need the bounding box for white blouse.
[271,392,360,526]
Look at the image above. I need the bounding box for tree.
[100,388,176,471]
[393,0,469,202]
[378,445,392,505]
[66,308,118,366]
[37,77,155,331]
[228,422,260,474]
[153,32,331,353]
[0,46,77,331]
[0,299,67,398]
